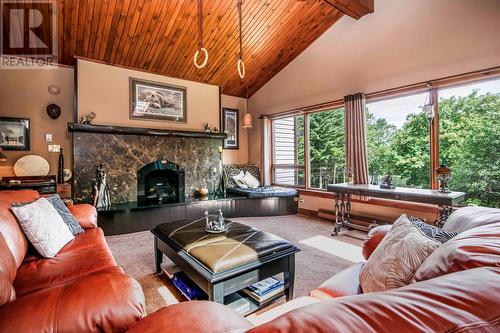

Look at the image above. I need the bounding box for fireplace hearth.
[137,159,185,205]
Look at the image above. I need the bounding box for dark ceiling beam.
[323,0,374,20]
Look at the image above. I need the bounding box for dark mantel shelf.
[68,123,227,139]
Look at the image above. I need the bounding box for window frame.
[268,68,500,192]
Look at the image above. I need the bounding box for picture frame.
[0,117,30,150]
[129,77,187,122]
[222,108,239,149]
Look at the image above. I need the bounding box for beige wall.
[0,67,74,177]
[248,0,500,213]
[221,94,249,165]
[77,59,220,131]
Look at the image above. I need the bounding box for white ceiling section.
[249,0,500,115]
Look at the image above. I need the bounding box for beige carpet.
[106,214,364,314]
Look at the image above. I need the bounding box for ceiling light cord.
[194,0,208,69]
[237,0,245,79]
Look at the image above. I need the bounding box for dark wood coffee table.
[151,218,299,314]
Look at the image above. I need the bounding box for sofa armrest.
[67,204,98,229]
[127,301,252,333]
[309,262,364,300]
[362,224,391,260]
[0,267,145,332]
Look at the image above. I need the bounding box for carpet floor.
[106,214,364,314]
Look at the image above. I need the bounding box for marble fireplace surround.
[69,123,226,205]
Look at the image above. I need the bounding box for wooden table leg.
[284,254,295,301]
[208,282,224,304]
[154,237,163,274]
[333,193,340,236]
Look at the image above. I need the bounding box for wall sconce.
[243,112,253,129]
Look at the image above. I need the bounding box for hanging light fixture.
[237,0,245,79]
[243,86,253,128]
[193,0,208,69]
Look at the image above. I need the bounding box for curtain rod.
[263,65,500,120]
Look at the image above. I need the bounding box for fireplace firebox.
[137,159,185,205]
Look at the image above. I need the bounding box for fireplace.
[137,159,185,205]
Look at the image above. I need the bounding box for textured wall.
[73,132,223,204]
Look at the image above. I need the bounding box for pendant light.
[193,0,208,69]
[243,86,253,128]
[237,0,245,79]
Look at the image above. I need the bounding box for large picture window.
[269,73,500,208]
[366,92,430,188]
[308,108,345,189]
[438,78,500,207]
[272,115,305,186]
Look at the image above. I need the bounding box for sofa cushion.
[408,216,457,243]
[359,214,440,293]
[414,221,500,282]
[248,267,500,333]
[0,190,39,268]
[0,266,146,333]
[443,206,500,233]
[0,233,17,305]
[127,301,251,333]
[309,262,364,300]
[14,228,117,297]
[12,197,75,258]
[45,195,84,235]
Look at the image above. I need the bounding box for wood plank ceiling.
[8,0,373,97]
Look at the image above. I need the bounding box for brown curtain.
[344,93,369,184]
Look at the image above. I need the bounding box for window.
[272,115,305,186]
[308,108,345,189]
[438,78,500,207]
[366,92,430,188]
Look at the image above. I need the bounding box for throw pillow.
[359,214,440,293]
[408,216,457,244]
[231,171,248,188]
[45,195,84,235]
[241,171,260,189]
[11,198,74,258]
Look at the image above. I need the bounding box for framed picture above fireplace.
[222,108,239,149]
[0,117,30,150]
[129,78,187,122]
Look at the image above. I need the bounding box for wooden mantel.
[68,123,227,140]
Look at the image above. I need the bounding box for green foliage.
[305,91,499,207]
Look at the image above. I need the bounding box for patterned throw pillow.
[223,165,243,188]
[45,195,84,235]
[408,216,457,244]
[11,198,74,258]
[231,171,248,188]
[360,214,440,293]
[241,171,260,189]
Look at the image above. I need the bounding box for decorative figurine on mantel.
[436,164,452,193]
[204,123,211,132]
[204,210,228,233]
[92,164,111,208]
[379,172,396,189]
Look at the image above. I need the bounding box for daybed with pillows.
[223,164,298,199]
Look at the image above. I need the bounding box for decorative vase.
[58,149,64,184]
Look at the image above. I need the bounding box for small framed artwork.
[129,78,187,122]
[0,117,30,150]
[222,108,239,149]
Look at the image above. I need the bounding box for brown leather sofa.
[0,190,146,332]
[128,206,500,333]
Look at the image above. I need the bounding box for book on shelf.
[225,293,251,314]
[242,278,285,303]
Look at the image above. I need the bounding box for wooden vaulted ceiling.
[17,0,373,97]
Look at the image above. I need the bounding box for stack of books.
[242,277,285,304]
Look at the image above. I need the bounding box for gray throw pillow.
[408,216,457,244]
[45,195,84,235]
